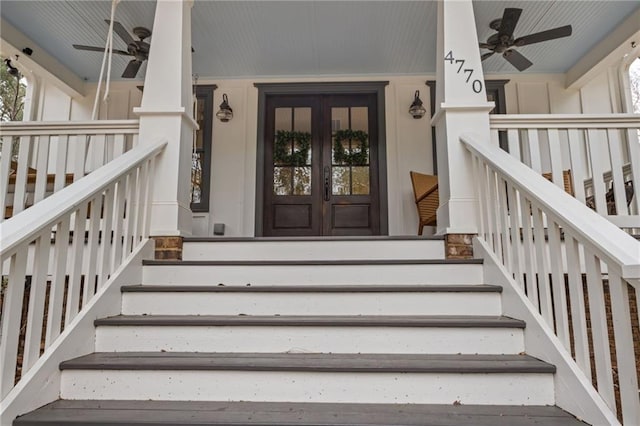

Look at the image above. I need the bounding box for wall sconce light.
[216,94,233,122]
[409,90,426,119]
[4,59,20,77]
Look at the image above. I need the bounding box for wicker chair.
[410,171,439,236]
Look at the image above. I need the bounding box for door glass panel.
[351,167,370,195]
[293,167,311,195]
[274,167,292,195]
[332,167,350,195]
[275,108,292,131]
[330,106,370,195]
[351,107,368,132]
[273,107,312,196]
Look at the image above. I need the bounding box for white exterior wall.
[33,68,623,237]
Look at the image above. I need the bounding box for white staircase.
[14,237,587,425]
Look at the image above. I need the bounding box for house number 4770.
[444,51,483,94]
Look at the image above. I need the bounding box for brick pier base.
[154,236,183,260]
[445,234,475,259]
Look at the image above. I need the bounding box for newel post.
[432,0,494,258]
[134,0,195,259]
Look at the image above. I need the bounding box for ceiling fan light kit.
[479,8,572,72]
[72,20,151,78]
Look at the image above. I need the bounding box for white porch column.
[432,0,494,237]
[134,0,195,240]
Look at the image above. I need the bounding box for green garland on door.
[333,129,369,166]
[274,130,312,166]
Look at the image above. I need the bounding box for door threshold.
[184,236,445,242]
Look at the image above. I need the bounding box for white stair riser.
[121,292,501,316]
[60,370,554,405]
[183,240,445,261]
[142,264,483,286]
[95,326,524,354]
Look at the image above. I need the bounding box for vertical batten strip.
[73,135,87,182]
[565,236,591,380]
[34,135,51,203]
[0,135,14,221]
[519,195,538,309]
[584,251,615,411]
[608,273,640,423]
[65,203,88,325]
[526,129,542,173]
[22,230,51,371]
[111,178,127,271]
[547,220,570,348]
[497,176,512,273]
[532,205,553,326]
[567,129,587,203]
[83,194,103,305]
[507,129,521,161]
[45,216,70,347]
[507,182,524,288]
[54,135,69,192]
[113,134,126,158]
[586,130,608,214]
[547,129,564,190]
[0,250,28,398]
[12,135,32,214]
[97,187,115,288]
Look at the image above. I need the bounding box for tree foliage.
[0,58,27,122]
[630,57,640,114]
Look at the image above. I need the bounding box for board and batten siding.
[31,70,622,237]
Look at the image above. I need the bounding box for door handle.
[324,166,330,201]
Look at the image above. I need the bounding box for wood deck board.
[59,352,555,373]
[120,284,503,293]
[14,400,587,425]
[95,314,525,328]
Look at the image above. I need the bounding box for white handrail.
[0,119,140,135]
[461,133,640,278]
[0,141,165,256]
[0,139,165,399]
[490,113,640,129]
[461,132,640,424]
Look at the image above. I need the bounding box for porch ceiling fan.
[73,20,151,78]
[479,8,572,72]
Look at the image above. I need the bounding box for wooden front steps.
[13,237,586,425]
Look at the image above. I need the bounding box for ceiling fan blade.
[514,25,572,47]
[122,60,142,78]
[105,19,134,45]
[481,51,495,61]
[73,44,131,56]
[498,8,522,38]
[479,42,494,49]
[503,49,533,72]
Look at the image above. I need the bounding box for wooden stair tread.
[60,352,555,373]
[14,400,586,425]
[95,314,525,328]
[142,259,484,266]
[121,284,503,293]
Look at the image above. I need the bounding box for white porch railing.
[0,120,140,222]
[489,114,640,231]
[0,139,165,399]
[462,133,640,424]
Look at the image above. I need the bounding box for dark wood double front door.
[263,93,380,236]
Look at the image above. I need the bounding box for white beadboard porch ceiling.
[1,1,638,82]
